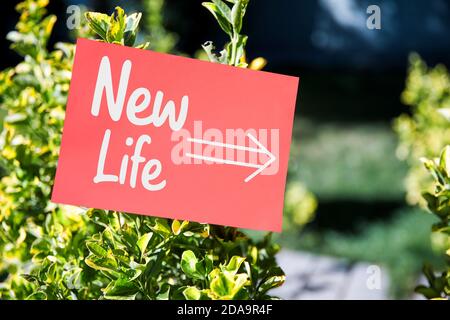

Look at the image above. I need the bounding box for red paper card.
[51,38,299,232]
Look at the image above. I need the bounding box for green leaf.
[134,42,150,50]
[234,34,248,65]
[415,285,441,299]
[210,272,235,297]
[157,284,171,300]
[224,256,245,275]
[103,294,138,300]
[423,192,438,212]
[423,263,436,285]
[205,254,214,274]
[112,249,130,264]
[143,249,167,280]
[85,254,118,273]
[231,0,243,33]
[123,31,136,47]
[86,241,108,258]
[202,2,232,36]
[101,229,116,248]
[137,232,152,257]
[212,0,232,22]
[65,267,83,290]
[181,250,198,275]
[183,286,202,300]
[150,219,172,236]
[106,7,126,44]
[44,15,57,35]
[208,264,250,299]
[181,250,205,280]
[125,13,142,33]
[171,220,189,235]
[4,113,27,123]
[233,273,249,294]
[439,146,450,179]
[30,237,51,256]
[26,291,47,300]
[122,268,142,281]
[202,41,228,64]
[85,12,110,41]
[258,274,285,294]
[103,278,139,298]
[109,212,122,230]
[21,274,38,284]
[124,12,142,46]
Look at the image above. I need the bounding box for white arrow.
[185,133,276,182]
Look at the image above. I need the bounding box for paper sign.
[51,38,299,232]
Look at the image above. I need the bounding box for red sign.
[51,38,299,232]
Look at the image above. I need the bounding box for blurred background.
[1,0,450,299]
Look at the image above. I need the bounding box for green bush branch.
[0,0,285,300]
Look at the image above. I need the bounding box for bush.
[416,147,450,299]
[395,54,450,299]
[394,54,450,206]
[0,0,291,300]
[0,0,76,298]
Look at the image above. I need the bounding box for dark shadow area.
[285,68,408,121]
[309,199,405,232]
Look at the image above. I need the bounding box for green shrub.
[0,0,288,300]
[0,0,76,298]
[416,147,450,299]
[394,54,450,206]
[395,55,450,299]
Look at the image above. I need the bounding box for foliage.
[0,0,288,300]
[283,182,316,230]
[394,54,450,206]
[84,6,149,49]
[201,0,249,67]
[0,0,77,298]
[142,0,177,53]
[415,147,450,299]
[394,54,450,299]
[23,209,283,300]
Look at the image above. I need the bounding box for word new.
[92,56,189,191]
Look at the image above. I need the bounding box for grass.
[289,118,407,201]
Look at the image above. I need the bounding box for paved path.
[271,250,391,300]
